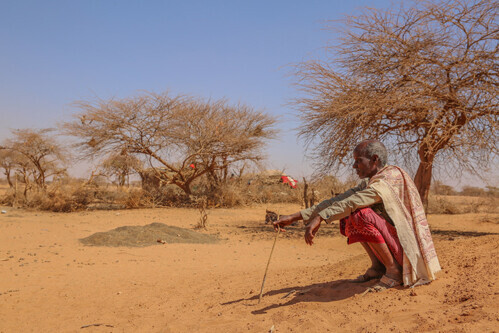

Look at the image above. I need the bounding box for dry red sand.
[0,204,498,332]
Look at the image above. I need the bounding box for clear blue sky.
[0,0,494,187]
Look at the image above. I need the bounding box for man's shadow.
[221,278,379,314]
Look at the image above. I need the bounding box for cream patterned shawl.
[369,166,441,286]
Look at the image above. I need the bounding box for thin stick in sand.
[258,224,280,304]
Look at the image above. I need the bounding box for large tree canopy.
[64,92,277,195]
[295,0,498,206]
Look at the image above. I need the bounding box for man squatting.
[273,140,441,291]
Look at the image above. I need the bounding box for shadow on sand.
[237,223,340,239]
[431,228,498,238]
[221,278,389,314]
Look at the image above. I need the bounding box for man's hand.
[273,212,302,231]
[305,215,322,245]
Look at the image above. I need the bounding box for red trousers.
[340,208,403,265]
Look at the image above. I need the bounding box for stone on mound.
[80,222,219,247]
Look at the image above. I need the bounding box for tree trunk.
[5,170,13,188]
[118,173,125,187]
[178,182,192,196]
[414,150,435,211]
[22,169,30,198]
[303,177,309,208]
[310,188,316,207]
[14,177,18,208]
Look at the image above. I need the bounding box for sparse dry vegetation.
[3,165,496,216]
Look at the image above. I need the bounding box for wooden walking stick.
[258,225,280,304]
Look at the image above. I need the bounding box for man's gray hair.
[355,140,388,167]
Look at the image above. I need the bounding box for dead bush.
[246,183,301,205]
[72,187,96,206]
[0,180,114,212]
[0,188,13,203]
[462,197,498,214]
[24,189,80,212]
[427,195,461,214]
[194,198,208,229]
[427,195,499,215]
[122,189,155,209]
[203,183,245,207]
[94,187,128,203]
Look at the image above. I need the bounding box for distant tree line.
[431,180,498,197]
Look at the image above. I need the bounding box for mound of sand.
[79,222,219,247]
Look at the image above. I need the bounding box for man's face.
[353,150,377,178]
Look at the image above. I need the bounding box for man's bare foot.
[351,267,385,283]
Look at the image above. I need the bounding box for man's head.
[352,140,388,178]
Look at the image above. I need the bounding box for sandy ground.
[0,203,498,332]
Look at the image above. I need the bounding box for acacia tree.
[101,149,143,187]
[295,0,498,207]
[0,149,19,187]
[1,129,67,189]
[64,92,277,195]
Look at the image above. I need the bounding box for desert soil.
[0,203,498,332]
